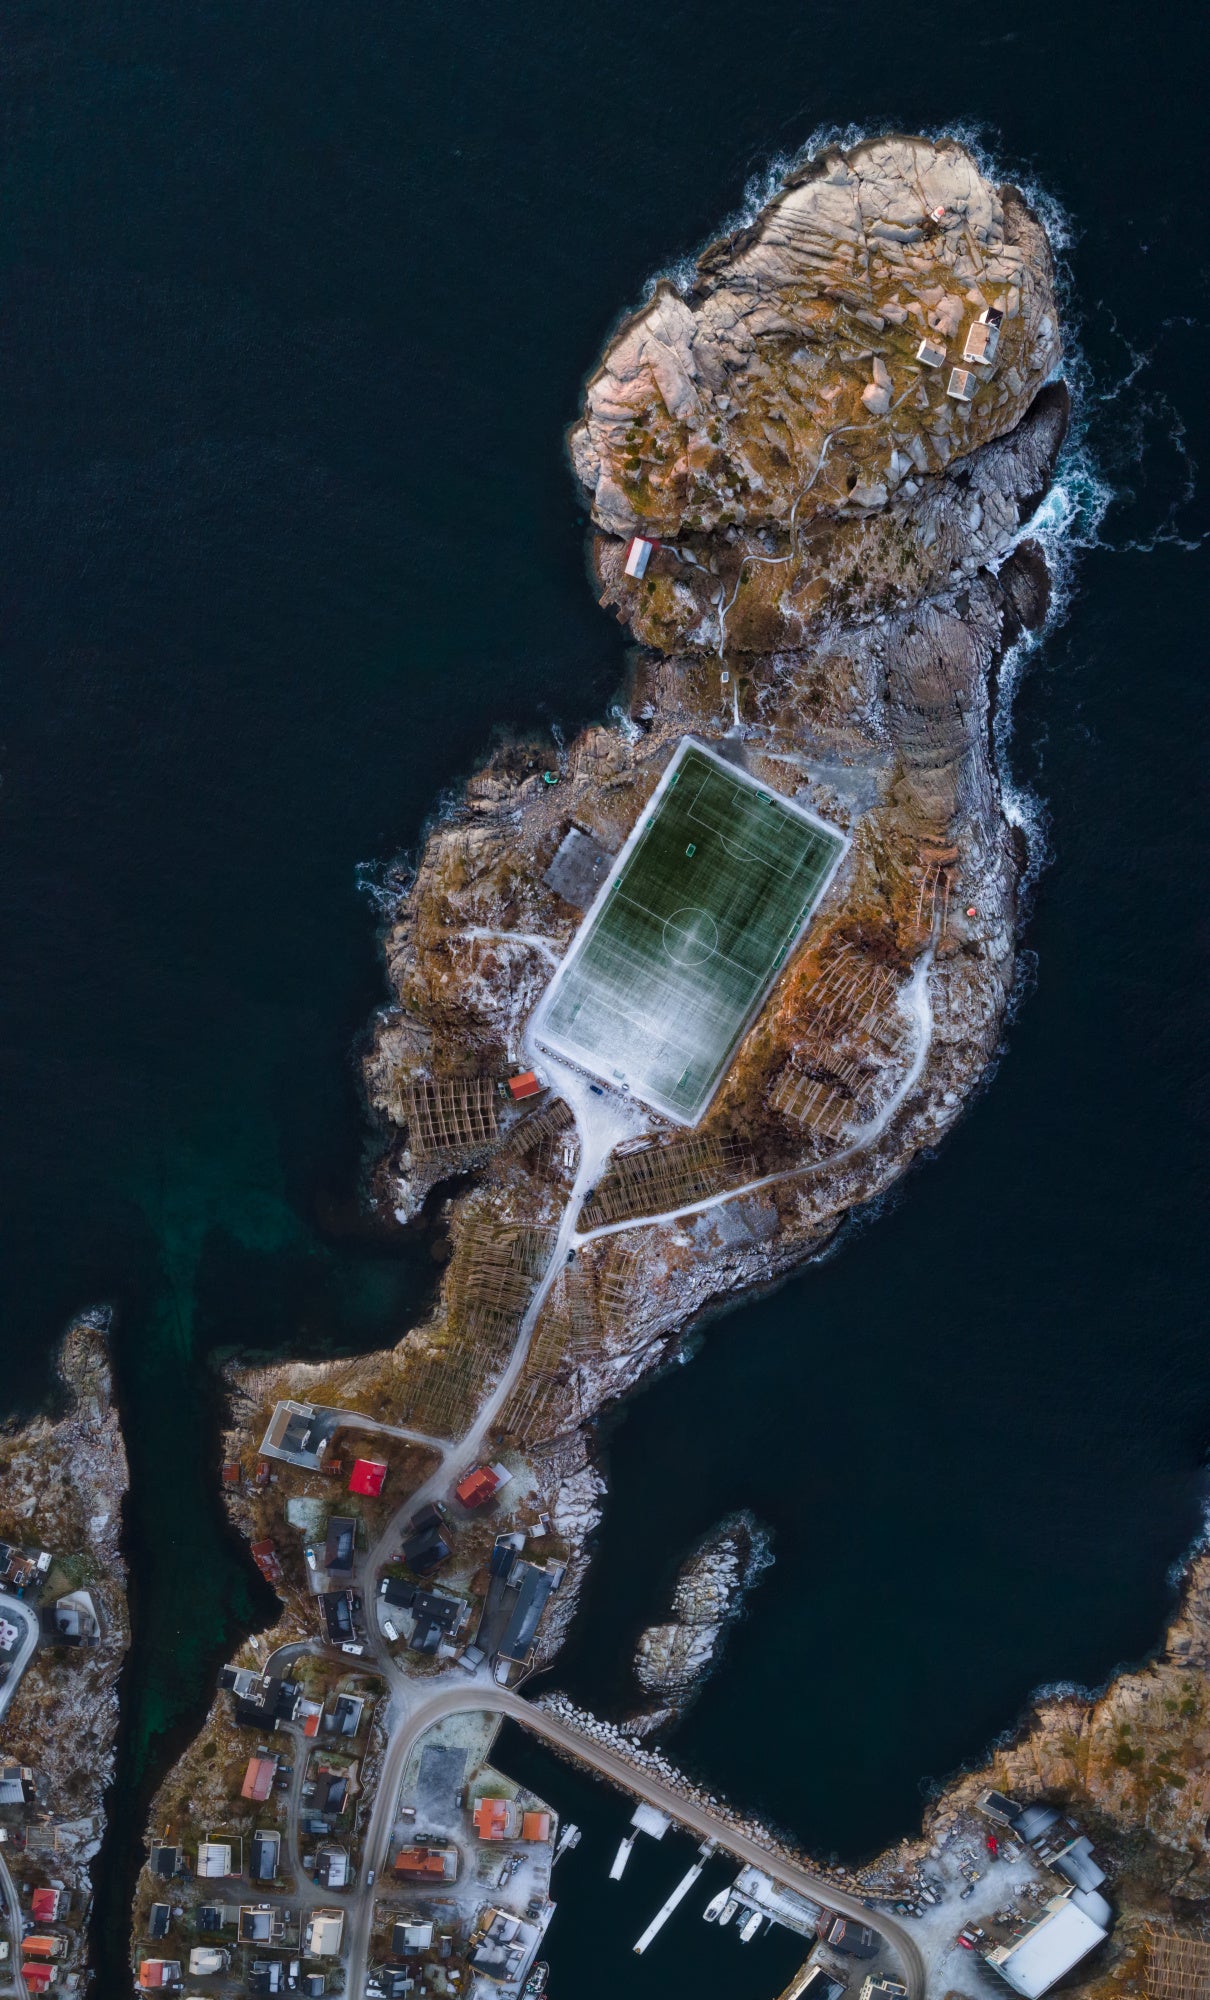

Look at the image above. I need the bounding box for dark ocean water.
[0,1,1206,1989]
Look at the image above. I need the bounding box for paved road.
[0,1595,38,1729]
[347,1682,926,2000]
[0,1845,27,1998]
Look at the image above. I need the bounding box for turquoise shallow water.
[0,0,1205,1987]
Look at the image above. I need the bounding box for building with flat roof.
[988,1890,1111,1997]
[196,1841,233,1878]
[305,1910,345,1957]
[393,1919,435,1953]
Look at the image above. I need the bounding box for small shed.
[946,367,978,402]
[623,536,659,579]
[507,1072,542,1102]
[916,336,947,369]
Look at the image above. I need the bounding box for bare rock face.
[572,136,1059,658]
[0,1313,130,1991]
[629,1513,773,1733]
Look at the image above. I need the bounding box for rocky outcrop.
[0,1313,130,1991]
[627,1512,772,1734]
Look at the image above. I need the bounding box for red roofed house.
[508,1071,542,1101]
[249,1539,282,1585]
[241,1755,278,1802]
[454,1462,511,1510]
[22,1967,53,1993]
[138,1962,182,1990]
[393,1844,458,1882]
[348,1459,387,1499]
[521,1810,552,1843]
[31,1888,61,1923]
[23,1937,66,1960]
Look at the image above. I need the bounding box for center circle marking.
[662,907,719,966]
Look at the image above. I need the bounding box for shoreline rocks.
[627,1512,773,1734]
[0,1312,130,1995]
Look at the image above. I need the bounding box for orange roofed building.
[522,1810,552,1843]
[393,1844,458,1882]
[472,1797,520,1841]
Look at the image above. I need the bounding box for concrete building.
[196,1841,233,1878]
[190,1946,229,1974]
[305,1910,345,1957]
[988,1890,1111,1997]
[392,1919,434,1953]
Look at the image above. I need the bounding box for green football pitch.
[533,740,847,1123]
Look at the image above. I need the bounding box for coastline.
[115,131,1210,2000]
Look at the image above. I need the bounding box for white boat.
[717,1897,739,1928]
[702,1889,730,1923]
[739,1909,764,1942]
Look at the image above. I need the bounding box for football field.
[532,740,847,1123]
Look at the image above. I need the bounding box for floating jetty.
[610,1802,670,1881]
[634,1841,715,1954]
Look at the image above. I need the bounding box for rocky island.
[109,131,1209,2000]
[0,1313,130,1992]
[627,1512,772,1736]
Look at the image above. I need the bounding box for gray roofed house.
[250,1831,280,1882]
[979,1790,1021,1825]
[497,1561,557,1664]
[333,1694,365,1737]
[149,1902,170,1939]
[324,1517,357,1574]
[259,1400,328,1470]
